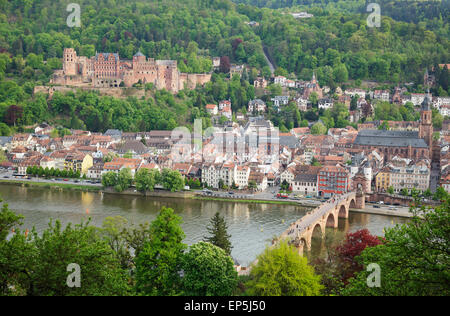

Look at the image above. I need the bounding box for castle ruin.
[51,48,212,93]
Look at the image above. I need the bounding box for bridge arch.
[326,213,337,228]
[338,204,348,219]
[312,223,324,240]
[349,198,357,209]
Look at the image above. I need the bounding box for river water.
[0,184,408,266]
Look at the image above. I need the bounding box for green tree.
[123,151,133,159]
[309,92,319,107]
[0,209,130,296]
[135,207,186,296]
[343,198,450,296]
[161,169,184,192]
[135,168,159,193]
[245,241,323,296]
[311,122,327,135]
[0,150,6,164]
[311,157,322,167]
[434,186,448,201]
[99,216,132,270]
[204,212,232,256]
[101,171,118,188]
[0,123,11,136]
[423,189,432,198]
[181,242,238,296]
[0,198,24,242]
[115,168,132,192]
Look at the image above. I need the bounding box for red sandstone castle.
[51,48,211,93]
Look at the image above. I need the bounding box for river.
[0,184,408,266]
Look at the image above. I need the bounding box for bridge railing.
[280,193,354,240]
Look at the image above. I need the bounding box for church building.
[353,94,434,161]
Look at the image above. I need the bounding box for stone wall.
[366,192,439,207]
[102,187,196,199]
[33,85,145,99]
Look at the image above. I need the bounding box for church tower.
[311,71,317,84]
[419,91,433,148]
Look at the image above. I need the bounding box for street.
[0,168,102,187]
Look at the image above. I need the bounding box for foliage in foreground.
[204,212,233,256]
[244,241,323,296]
[0,199,131,296]
[342,198,450,296]
[1,193,449,296]
[182,242,238,296]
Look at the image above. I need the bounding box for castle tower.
[63,48,78,76]
[419,90,433,148]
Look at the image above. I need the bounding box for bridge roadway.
[238,192,365,274]
[277,192,364,255]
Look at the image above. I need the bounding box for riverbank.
[102,187,196,199]
[2,182,407,267]
[0,179,416,218]
[0,179,102,192]
[192,195,310,207]
[350,207,414,218]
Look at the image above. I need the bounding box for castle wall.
[56,48,211,93]
[179,73,212,90]
[34,85,145,99]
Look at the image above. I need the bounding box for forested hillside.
[0,0,267,71]
[233,0,365,11]
[0,0,264,133]
[0,0,448,134]
[238,4,449,86]
[233,0,450,24]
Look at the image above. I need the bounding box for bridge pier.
[296,243,305,257]
[356,191,365,209]
[282,192,364,257]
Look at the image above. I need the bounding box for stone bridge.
[278,191,365,255]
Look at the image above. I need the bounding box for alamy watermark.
[366,263,381,288]
[66,263,81,288]
[169,119,280,164]
[66,3,81,28]
[367,3,381,28]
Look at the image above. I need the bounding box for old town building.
[318,166,349,197]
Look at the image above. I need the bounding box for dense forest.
[0,0,449,133]
[238,4,449,87]
[0,0,267,69]
[233,0,450,24]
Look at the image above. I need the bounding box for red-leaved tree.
[4,105,23,127]
[336,229,383,282]
[219,56,230,73]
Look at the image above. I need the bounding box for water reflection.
[0,184,408,266]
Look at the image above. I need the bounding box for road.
[0,168,417,218]
[430,162,440,193]
[199,188,413,217]
[0,169,102,187]
[262,46,275,75]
